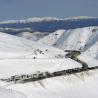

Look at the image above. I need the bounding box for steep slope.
[39,26,98,52]
[55,27,98,50]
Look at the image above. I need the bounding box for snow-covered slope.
[38,30,66,45]
[0,32,66,59]
[0,31,83,77]
[55,27,98,50]
[38,26,98,67]
[0,31,84,98]
[39,27,98,52]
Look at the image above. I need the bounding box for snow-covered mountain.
[0,17,98,98]
[39,26,98,51]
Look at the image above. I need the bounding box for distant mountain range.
[0,16,98,33]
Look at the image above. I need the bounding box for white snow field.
[0,17,98,98]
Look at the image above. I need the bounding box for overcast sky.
[0,0,98,20]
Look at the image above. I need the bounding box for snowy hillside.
[0,17,98,98]
[39,27,98,52]
[38,29,66,45]
[0,32,66,59]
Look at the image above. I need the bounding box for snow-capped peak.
[0,16,97,24]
